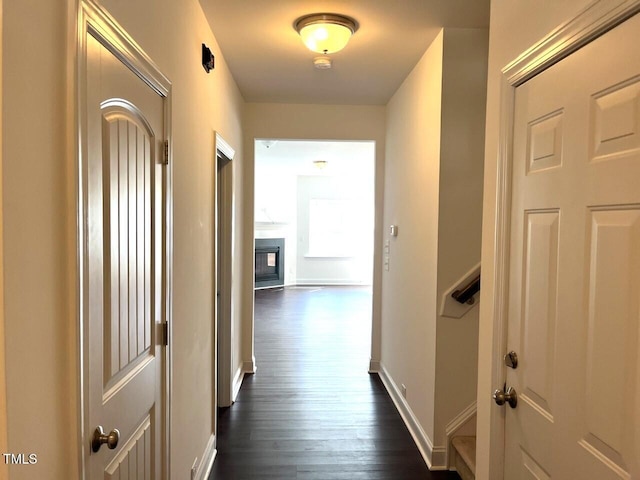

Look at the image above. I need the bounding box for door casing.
[75,2,173,478]
[214,132,236,409]
[483,0,640,477]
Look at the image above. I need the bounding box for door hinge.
[162,140,169,165]
[161,322,169,346]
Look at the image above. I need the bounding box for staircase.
[451,436,476,480]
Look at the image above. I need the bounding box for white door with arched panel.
[502,10,640,479]
[80,4,170,479]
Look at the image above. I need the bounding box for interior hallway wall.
[242,103,386,372]
[382,31,444,447]
[3,1,77,478]
[382,28,488,464]
[3,0,244,478]
[96,0,245,477]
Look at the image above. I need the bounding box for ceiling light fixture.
[294,13,358,55]
[312,160,329,170]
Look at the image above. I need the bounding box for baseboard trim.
[445,401,477,468]
[377,364,447,470]
[195,434,216,480]
[368,359,381,373]
[295,279,370,286]
[243,358,257,374]
[232,365,244,403]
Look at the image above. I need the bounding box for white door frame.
[75,2,173,478]
[484,0,640,477]
[214,132,236,408]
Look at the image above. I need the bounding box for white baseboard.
[368,359,381,373]
[194,434,216,480]
[230,360,258,403]
[295,279,370,286]
[243,358,256,374]
[232,365,244,403]
[445,401,477,468]
[377,364,448,470]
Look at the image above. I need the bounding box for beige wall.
[382,27,488,459]
[476,0,592,478]
[434,28,487,446]
[3,1,77,478]
[242,103,386,371]
[3,0,244,478]
[382,32,443,442]
[96,0,245,477]
[0,0,7,478]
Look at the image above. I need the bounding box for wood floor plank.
[210,286,460,480]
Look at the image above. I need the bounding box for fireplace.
[255,238,285,289]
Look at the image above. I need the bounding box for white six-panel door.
[505,12,640,479]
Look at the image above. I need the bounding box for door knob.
[493,385,517,408]
[91,426,120,453]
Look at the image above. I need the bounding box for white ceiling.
[200,1,490,105]
[255,139,375,178]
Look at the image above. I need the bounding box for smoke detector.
[313,55,332,69]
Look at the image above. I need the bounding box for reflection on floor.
[210,286,461,479]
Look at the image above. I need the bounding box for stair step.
[452,436,476,480]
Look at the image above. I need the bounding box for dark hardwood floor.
[210,286,461,480]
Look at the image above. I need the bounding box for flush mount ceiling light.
[312,160,329,170]
[294,13,358,54]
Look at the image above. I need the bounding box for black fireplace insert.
[255,238,285,289]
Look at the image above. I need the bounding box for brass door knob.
[91,426,120,452]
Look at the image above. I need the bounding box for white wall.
[434,28,488,447]
[242,103,386,372]
[3,1,78,477]
[296,175,373,285]
[476,1,592,478]
[254,140,375,286]
[97,1,246,477]
[383,30,444,449]
[382,27,488,465]
[2,0,245,478]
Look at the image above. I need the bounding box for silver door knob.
[91,426,120,452]
[493,386,517,408]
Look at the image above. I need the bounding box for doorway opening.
[253,138,376,369]
[214,132,235,412]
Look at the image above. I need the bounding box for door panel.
[505,12,640,480]
[85,30,165,479]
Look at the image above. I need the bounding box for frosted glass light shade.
[295,14,357,54]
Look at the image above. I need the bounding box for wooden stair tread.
[452,436,476,475]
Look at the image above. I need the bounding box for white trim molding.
[231,364,244,403]
[243,359,257,374]
[481,1,640,478]
[368,359,381,374]
[214,131,236,409]
[194,434,216,480]
[377,364,447,470]
[445,402,477,468]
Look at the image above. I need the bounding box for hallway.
[210,286,461,479]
